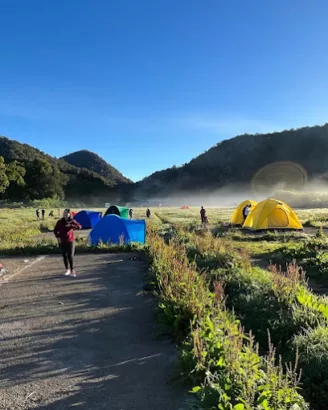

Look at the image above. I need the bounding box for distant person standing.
[41,209,45,220]
[54,209,82,278]
[242,204,252,222]
[146,208,151,218]
[36,209,40,221]
[200,206,206,224]
[49,210,54,217]
[129,208,134,219]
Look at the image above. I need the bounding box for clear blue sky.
[1,0,328,181]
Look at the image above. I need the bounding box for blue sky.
[1,0,328,181]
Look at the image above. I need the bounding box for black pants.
[60,242,75,271]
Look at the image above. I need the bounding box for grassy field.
[0,204,327,253]
[2,205,328,409]
[144,206,328,409]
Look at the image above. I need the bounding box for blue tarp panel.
[74,210,102,229]
[88,214,146,246]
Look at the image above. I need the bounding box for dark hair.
[63,209,72,220]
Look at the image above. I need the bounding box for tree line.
[0,137,127,202]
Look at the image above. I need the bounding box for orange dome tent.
[181,205,190,209]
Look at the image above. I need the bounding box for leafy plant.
[146,228,308,409]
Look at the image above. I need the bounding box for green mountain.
[0,137,128,201]
[61,150,131,185]
[129,124,328,200]
[2,123,328,203]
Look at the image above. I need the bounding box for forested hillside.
[0,137,129,201]
[2,124,328,203]
[130,124,328,199]
[62,150,131,185]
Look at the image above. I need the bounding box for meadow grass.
[147,228,309,409]
[0,206,153,253]
[145,213,328,409]
[2,204,328,408]
[0,205,326,257]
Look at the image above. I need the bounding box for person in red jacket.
[54,208,82,277]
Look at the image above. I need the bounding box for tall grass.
[165,225,328,409]
[147,229,308,409]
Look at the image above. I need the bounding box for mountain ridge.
[61,150,131,185]
[128,123,328,200]
[0,136,129,201]
[2,123,328,202]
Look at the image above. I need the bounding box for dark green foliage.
[131,123,328,198]
[277,238,328,285]
[0,136,130,200]
[147,230,308,409]
[62,150,131,185]
[221,267,321,352]
[5,160,26,187]
[0,156,26,195]
[293,326,328,410]
[0,156,9,193]
[24,158,65,199]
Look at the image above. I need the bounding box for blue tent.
[74,210,102,229]
[89,214,146,246]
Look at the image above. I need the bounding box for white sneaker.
[64,270,71,276]
[70,271,76,278]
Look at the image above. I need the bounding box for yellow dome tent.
[242,198,303,231]
[230,200,258,226]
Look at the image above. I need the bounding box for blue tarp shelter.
[74,210,102,229]
[89,214,146,245]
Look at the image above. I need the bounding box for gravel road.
[0,253,186,409]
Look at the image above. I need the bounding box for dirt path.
[0,253,186,410]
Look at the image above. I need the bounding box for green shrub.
[167,224,328,408]
[278,238,328,285]
[293,325,328,410]
[189,317,307,409]
[147,229,308,409]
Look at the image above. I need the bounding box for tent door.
[268,208,289,228]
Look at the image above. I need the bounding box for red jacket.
[54,218,82,243]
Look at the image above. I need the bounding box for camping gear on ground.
[242,198,303,231]
[74,210,102,229]
[104,205,129,219]
[230,200,258,226]
[88,214,146,246]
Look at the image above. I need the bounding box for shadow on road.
[0,253,185,410]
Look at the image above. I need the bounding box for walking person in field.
[41,209,45,220]
[200,206,206,224]
[54,209,82,278]
[36,208,40,221]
